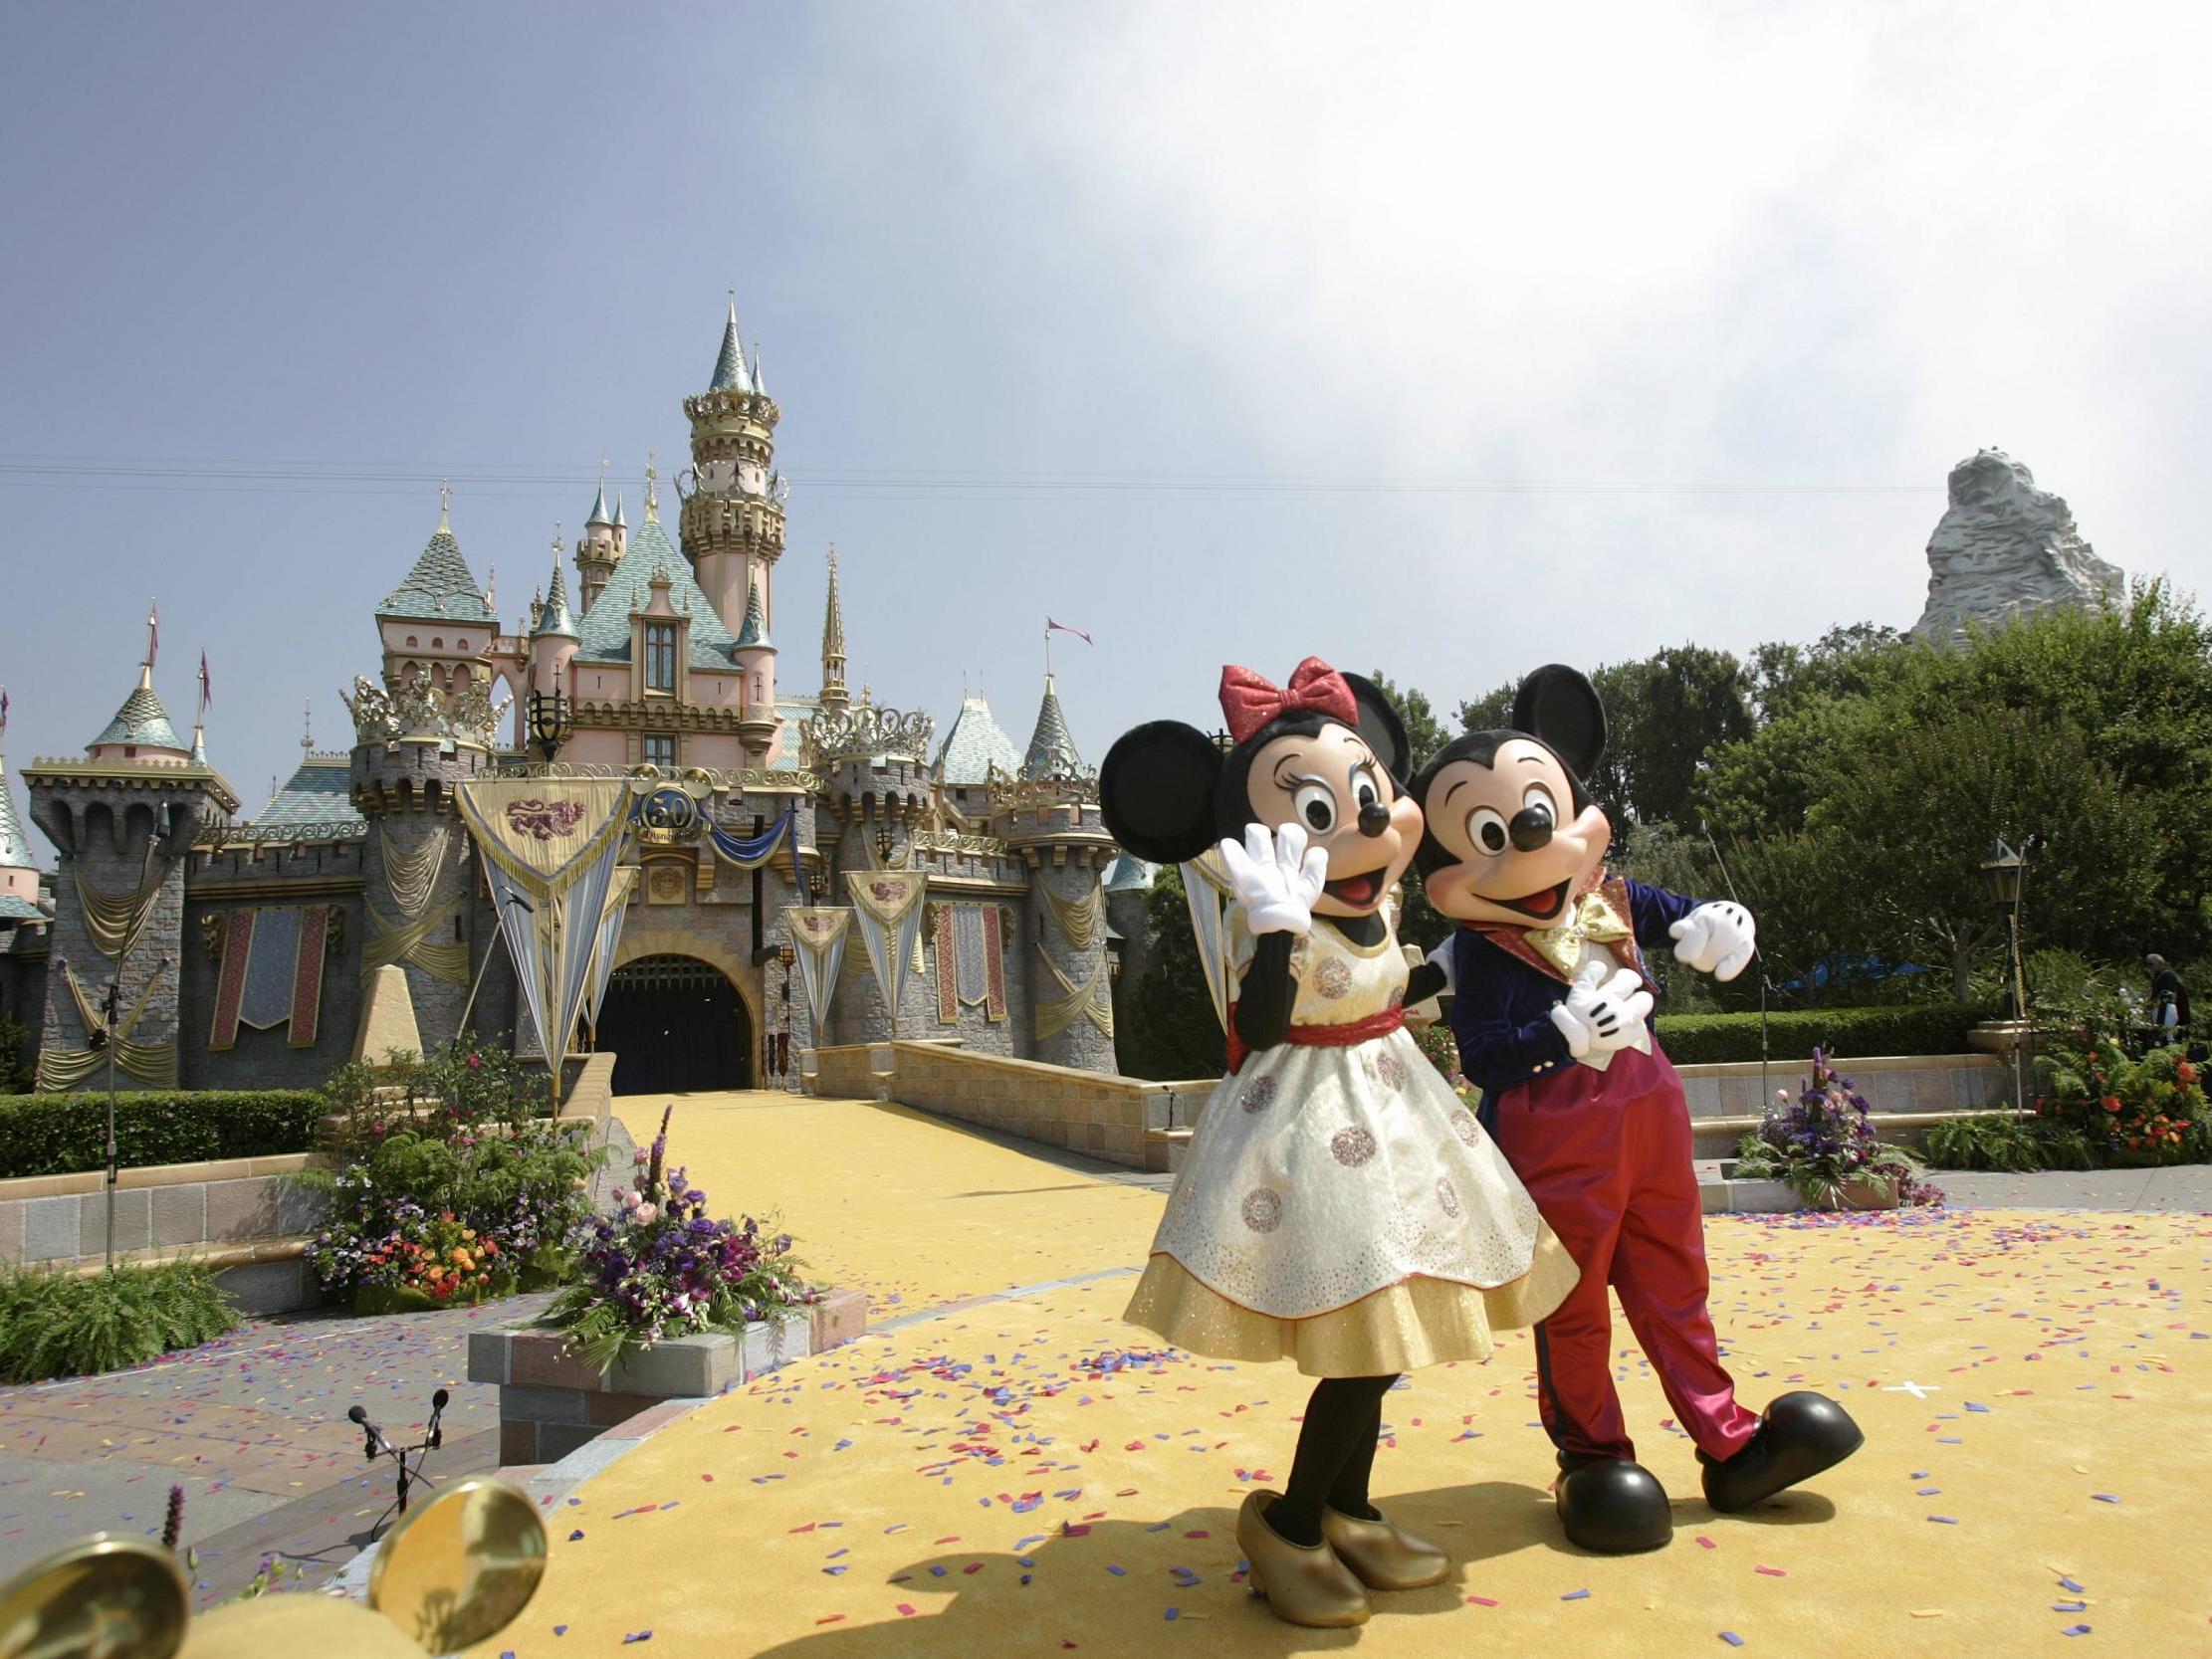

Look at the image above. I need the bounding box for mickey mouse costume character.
[1101,658,1579,1629]
[1411,665,1864,1555]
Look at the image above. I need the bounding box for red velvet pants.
[1489,1045,1760,1465]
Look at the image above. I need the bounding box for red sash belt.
[1225,1003,1407,1075]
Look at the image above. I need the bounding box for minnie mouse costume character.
[1100,658,1579,1629]
[1411,665,1863,1555]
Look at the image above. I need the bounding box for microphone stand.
[352,1389,450,1541]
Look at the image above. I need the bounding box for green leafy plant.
[0,1013,34,1094]
[2039,1011,2211,1166]
[548,1107,817,1371]
[0,1261,238,1382]
[0,1090,322,1180]
[299,1039,600,1309]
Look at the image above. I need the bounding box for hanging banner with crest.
[456,779,633,1091]
[786,906,853,1039]
[1180,848,1236,1033]
[845,870,929,1035]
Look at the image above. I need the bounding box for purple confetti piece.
[1107,1564,1127,1575]
[623,1633,653,1645]
[1165,1608,1180,1621]
[1720,1635,1744,1649]
[2092,1494,2120,1504]
[2060,1577,2084,1592]
[1563,1588,1591,1600]
[2054,1601,2087,1612]
[1926,1516,1957,1524]
[2063,1626,2091,1637]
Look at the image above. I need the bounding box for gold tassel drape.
[1036,880,1104,953]
[1034,943,1114,1040]
[362,823,471,984]
[33,961,179,1091]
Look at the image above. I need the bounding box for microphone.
[347,1404,390,1460]
[427,1387,450,1450]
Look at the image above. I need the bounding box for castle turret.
[376,492,497,701]
[531,543,581,697]
[576,478,624,613]
[680,295,786,644]
[1001,675,1114,1072]
[733,567,780,764]
[22,624,239,1091]
[0,707,43,924]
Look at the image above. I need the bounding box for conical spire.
[534,554,580,640]
[751,339,767,398]
[819,547,848,714]
[585,477,614,527]
[91,663,189,755]
[379,499,494,622]
[612,490,627,527]
[709,295,754,394]
[1020,673,1084,779]
[734,566,773,649]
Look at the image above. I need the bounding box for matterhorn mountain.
[1910,449,2124,647]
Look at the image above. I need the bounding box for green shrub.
[1921,1110,2112,1172]
[0,1091,324,1180]
[1656,1001,1994,1066]
[0,1013,33,1094]
[0,1261,238,1382]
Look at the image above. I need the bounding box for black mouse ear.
[1340,674,1413,785]
[1512,665,1607,778]
[1100,722,1226,864]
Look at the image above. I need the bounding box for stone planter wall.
[0,1153,334,1314]
[468,1287,870,1465]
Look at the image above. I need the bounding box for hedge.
[0,1091,324,1181]
[1654,1002,1995,1067]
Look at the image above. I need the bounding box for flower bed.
[1730,1048,1944,1208]
[302,1042,598,1310]
[547,1106,819,1370]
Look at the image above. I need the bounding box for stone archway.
[602,923,766,1092]
[595,954,753,1096]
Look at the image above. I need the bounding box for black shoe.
[1555,1454,1673,1554]
[1700,1392,1865,1514]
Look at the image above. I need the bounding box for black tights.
[1266,1374,1399,1547]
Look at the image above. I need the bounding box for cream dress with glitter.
[1124,913,1580,1377]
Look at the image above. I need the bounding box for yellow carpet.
[476,1094,2212,1657]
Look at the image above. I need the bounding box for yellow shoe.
[1236,1491,1372,1628]
[1321,1504,1451,1590]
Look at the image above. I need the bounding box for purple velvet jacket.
[1445,877,1702,1103]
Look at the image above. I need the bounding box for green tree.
[1118,865,1227,1081]
[1365,668,1451,949]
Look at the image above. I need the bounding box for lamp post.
[527,688,571,764]
[1979,836,2035,1112]
[777,939,796,1093]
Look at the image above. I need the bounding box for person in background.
[2146,954,2190,1035]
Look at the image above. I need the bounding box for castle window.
[457,638,469,650]
[405,636,418,648]
[643,733,676,769]
[432,638,444,649]
[645,624,677,692]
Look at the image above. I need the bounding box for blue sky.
[3,3,2207,833]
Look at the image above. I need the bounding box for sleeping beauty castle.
[0,301,1138,1098]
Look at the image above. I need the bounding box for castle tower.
[575,478,623,614]
[680,296,786,644]
[1006,677,1115,1072]
[818,547,849,718]
[530,543,581,697]
[375,492,498,701]
[732,567,781,764]
[23,625,239,1090]
[810,693,937,1042]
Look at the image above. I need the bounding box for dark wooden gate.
[593,954,751,1096]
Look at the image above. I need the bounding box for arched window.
[644,624,677,692]
[405,635,418,648]
[432,637,444,650]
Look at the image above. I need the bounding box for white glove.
[1669,901,1757,982]
[1425,935,1456,995]
[1218,821,1329,936]
[1548,959,1655,1060]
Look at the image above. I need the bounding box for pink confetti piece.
[1755,1565,1786,1577]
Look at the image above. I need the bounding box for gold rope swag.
[34,962,179,1090]
[73,864,167,964]
[1036,880,1104,952]
[363,824,469,983]
[1033,943,1114,1040]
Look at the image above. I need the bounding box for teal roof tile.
[1020,676,1084,779]
[572,517,737,671]
[734,571,772,650]
[709,301,753,394]
[534,559,580,640]
[934,695,1021,784]
[379,523,494,624]
[1104,853,1153,893]
[92,669,187,752]
[0,894,42,923]
[252,755,366,835]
